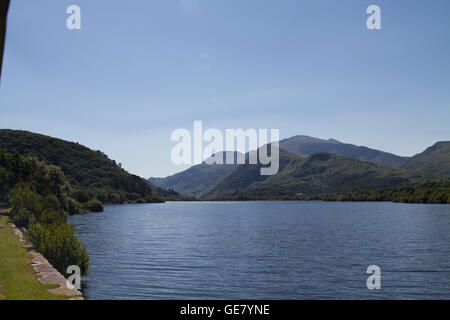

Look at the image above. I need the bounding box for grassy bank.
[0,214,66,300]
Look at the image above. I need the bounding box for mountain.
[150,163,237,197]
[205,152,429,200]
[401,141,450,174]
[151,135,411,198]
[0,129,170,203]
[279,135,409,168]
[149,151,240,197]
[200,148,299,198]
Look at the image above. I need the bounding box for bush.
[11,207,35,228]
[39,209,67,225]
[83,199,104,212]
[75,190,90,203]
[28,223,89,276]
[67,197,82,215]
[43,194,62,212]
[9,184,43,228]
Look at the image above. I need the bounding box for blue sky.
[1,0,449,177]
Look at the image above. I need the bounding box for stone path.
[9,223,84,300]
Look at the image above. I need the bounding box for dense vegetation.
[212,181,450,204]
[1,149,89,275]
[401,141,450,174]
[323,181,450,204]
[0,129,166,204]
[1,148,75,211]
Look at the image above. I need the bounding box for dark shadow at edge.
[0,0,11,81]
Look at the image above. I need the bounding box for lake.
[69,201,450,300]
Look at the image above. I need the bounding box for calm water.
[69,202,450,300]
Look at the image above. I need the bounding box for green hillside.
[401,141,450,174]
[0,129,166,204]
[201,148,299,198]
[208,152,433,201]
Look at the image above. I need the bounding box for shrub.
[9,184,43,228]
[39,209,67,225]
[43,194,62,212]
[28,223,89,276]
[75,190,90,203]
[11,207,35,228]
[67,197,82,215]
[83,199,104,212]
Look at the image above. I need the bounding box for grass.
[0,215,66,300]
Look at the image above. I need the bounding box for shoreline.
[0,213,83,300]
[10,224,84,300]
[148,200,450,205]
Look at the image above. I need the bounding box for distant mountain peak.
[328,138,342,144]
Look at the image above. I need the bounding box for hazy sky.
[1,0,449,178]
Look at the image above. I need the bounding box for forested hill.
[401,141,450,174]
[0,129,169,204]
[205,152,435,201]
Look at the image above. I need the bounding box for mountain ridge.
[401,141,450,174]
[279,135,409,168]
[150,135,413,197]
